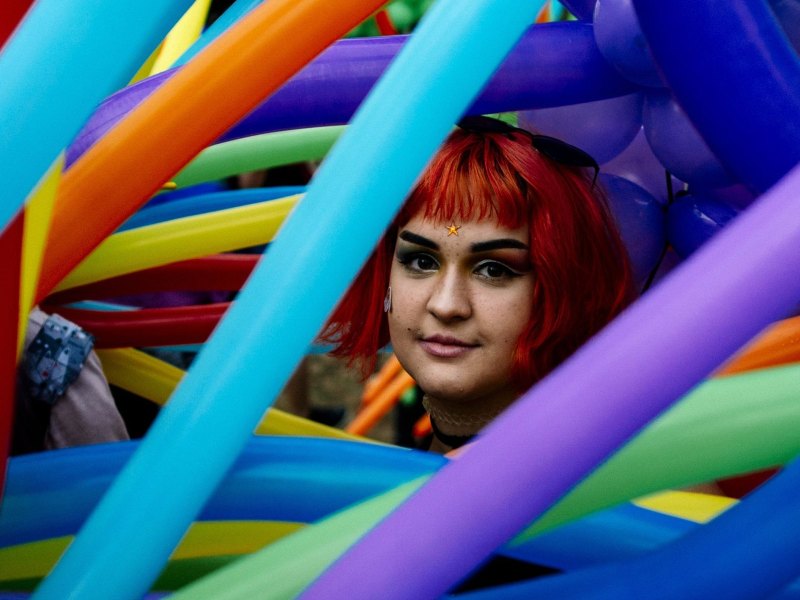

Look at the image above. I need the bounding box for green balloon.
[170,478,428,599]
[173,126,345,189]
[171,363,800,598]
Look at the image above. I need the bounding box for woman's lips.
[420,335,478,358]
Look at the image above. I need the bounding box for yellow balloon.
[54,195,299,291]
[633,490,737,524]
[18,154,62,354]
[0,521,303,582]
[95,348,369,442]
[150,0,213,74]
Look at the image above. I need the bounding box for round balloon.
[601,128,677,204]
[667,192,740,258]
[643,91,734,189]
[518,93,642,164]
[598,173,666,288]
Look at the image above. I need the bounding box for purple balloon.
[300,159,800,600]
[601,128,677,203]
[66,23,636,166]
[643,91,734,189]
[593,0,663,88]
[667,192,740,259]
[598,173,665,287]
[633,0,800,193]
[559,0,597,20]
[519,93,642,164]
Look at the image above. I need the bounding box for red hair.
[319,127,635,391]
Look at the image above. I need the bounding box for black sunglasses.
[457,115,599,187]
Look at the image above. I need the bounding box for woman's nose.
[426,270,471,322]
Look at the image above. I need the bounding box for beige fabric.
[12,308,128,454]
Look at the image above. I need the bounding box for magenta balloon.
[593,0,663,88]
[66,23,636,166]
[519,93,642,164]
[643,91,734,189]
[300,167,800,598]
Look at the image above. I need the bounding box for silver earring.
[383,286,392,313]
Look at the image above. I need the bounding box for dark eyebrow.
[471,239,529,252]
[398,230,439,250]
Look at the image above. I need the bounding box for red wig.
[319,125,635,391]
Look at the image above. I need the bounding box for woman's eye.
[399,252,439,273]
[475,261,516,279]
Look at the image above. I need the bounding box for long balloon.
[65,22,635,166]
[456,458,800,600]
[0,212,24,498]
[0,0,192,234]
[51,196,295,292]
[172,126,344,189]
[153,360,800,598]
[43,304,230,348]
[0,438,443,548]
[31,0,550,598]
[45,255,257,304]
[632,0,800,193]
[118,187,305,231]
[35,0,385,303]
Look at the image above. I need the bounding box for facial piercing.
[383,286,392,313]
[446,223,461,236]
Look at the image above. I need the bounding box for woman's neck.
[422,394,505,440]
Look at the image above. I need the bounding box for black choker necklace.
[429,416,476,449]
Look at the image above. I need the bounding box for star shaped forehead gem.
[446,223,461,236]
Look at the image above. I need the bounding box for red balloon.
[0,211,24,496]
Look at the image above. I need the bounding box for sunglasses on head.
[456,115,599,187]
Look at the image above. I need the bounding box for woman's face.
[388,213,535,413]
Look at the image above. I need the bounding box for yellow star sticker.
[446,223,461,236]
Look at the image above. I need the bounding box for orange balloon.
[346,370,415,436]
[716,315,800,376]
[37,0,384,301]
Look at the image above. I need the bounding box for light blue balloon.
[0,0,192,233]
[118,187,305,231]
[171,0,262,67]
[33,0,546,599]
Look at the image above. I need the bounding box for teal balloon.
[0,0,192,233]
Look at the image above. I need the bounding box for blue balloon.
[599,173,666,288]
[643,91,734,189]
[118,187,305,231]
[67,23,636,166]
[593,0,663,88]
[455,457,800,600]
[559,0,596,20]
[0,437,443,548]
[0,0,192,233]
[633,0,800,193]
[667,193,740,259]
[34,1,550,599]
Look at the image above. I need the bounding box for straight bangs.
[396,131,533,229]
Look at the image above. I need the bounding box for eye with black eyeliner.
[474,260,525,281]
[396,248,439,274]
